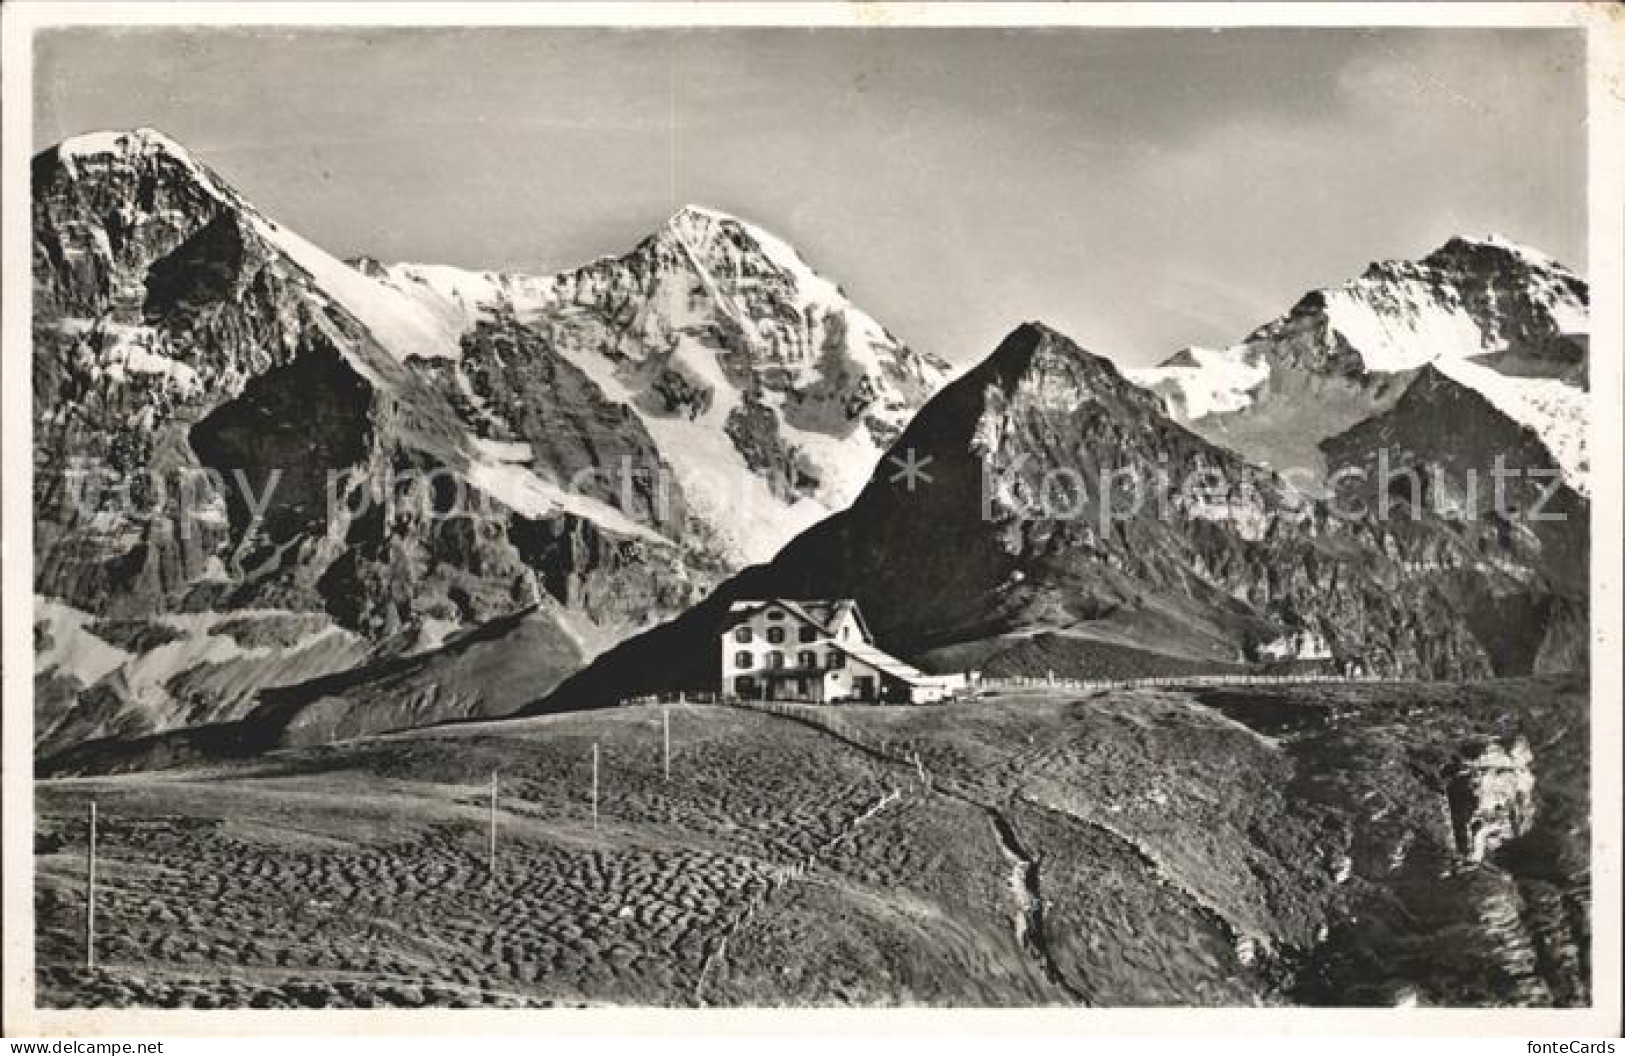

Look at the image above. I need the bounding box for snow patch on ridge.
[1130,238,1590,491]
[71,322,205,397]
[549,327,841,565]
[369,263,558,330]
[1321,284,1496,374]
[119,613,351,701]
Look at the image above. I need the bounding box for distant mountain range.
[32,128,1589,770]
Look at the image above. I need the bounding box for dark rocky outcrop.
[1321,364,1588,596]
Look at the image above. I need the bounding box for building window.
[767,626,786,644]
[766,609,784,621]
[734,627,752,643]
[767,651,785,669]
[735,651,753,670]
[828,650,845,668]
[798,626,818,643]
[798,650,817,669]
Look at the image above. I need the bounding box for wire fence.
[974,671,1413,692]
[610,671,1436,710]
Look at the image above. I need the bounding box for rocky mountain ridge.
[1129,235,1589,494]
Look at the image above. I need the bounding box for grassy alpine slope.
[34,675,1587,1008]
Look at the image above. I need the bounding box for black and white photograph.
[2,1,1620,1039]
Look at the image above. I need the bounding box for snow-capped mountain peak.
[538,206,952,562]
[655,203,864,337]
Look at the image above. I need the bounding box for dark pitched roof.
[724,598,872,642]
[827,638,931,683]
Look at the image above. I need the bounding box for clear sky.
[34,26,1586,369]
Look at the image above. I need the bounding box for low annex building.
[720,599,965,704]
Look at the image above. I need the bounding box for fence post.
[592,744,600,830]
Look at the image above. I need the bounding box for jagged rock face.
[1199,677,1589,1008]
[541,322,1583,709]
[371,205,953,564]
[547,205,946,435]
[1446,736,1537,862]
[1129,236,1590,495]
[30,130,753,760]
